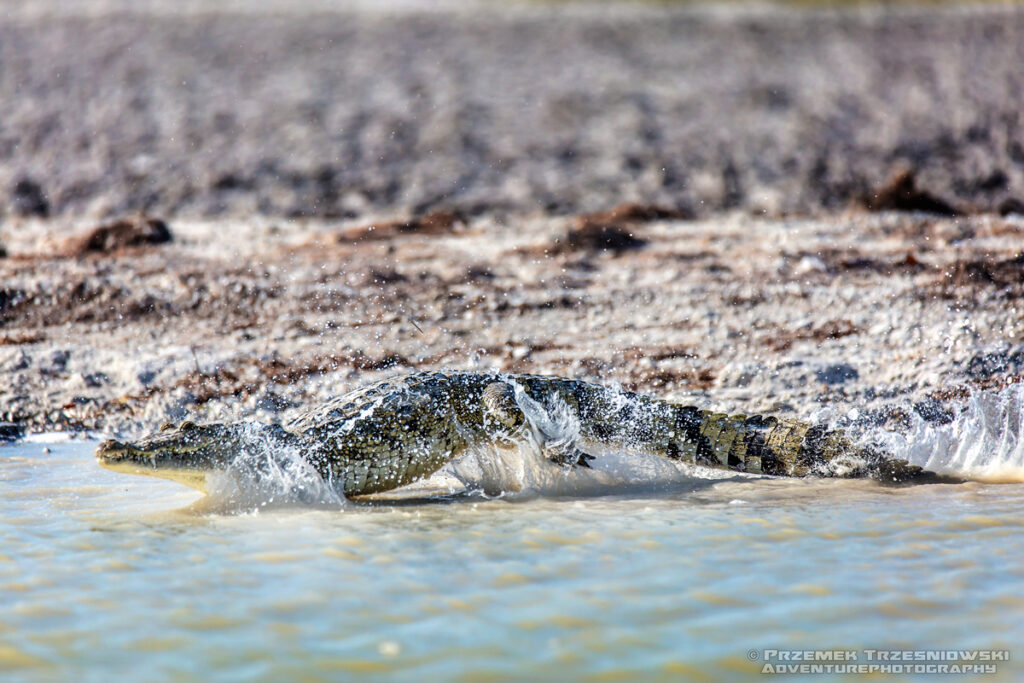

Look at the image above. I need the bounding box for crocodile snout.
[95,439,130,462]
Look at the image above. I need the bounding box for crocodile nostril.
[95,439,127,460]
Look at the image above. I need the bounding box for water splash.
[860,384,1024,482]
[446,380,735,498]
[202,424,346,512]
[444,441,736,499]
[509,379,581,456]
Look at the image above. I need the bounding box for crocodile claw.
[544,443,595,469]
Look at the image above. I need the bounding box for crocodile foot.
[872,458,965,485]
[544,442,595,469]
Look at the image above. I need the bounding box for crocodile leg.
[481,381,527,432]
[482,381,594,468]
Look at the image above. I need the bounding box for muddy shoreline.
[3,205,1023,437]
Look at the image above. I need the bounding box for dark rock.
[998,197,1024,217]
[913,397,955,425]
[4,351,31,372]
[0,287,25,315]
[815,363,859,385]
[547,202,694,255]
[79,372,109,388]
[564,224,646,253]
[462,266,495,282]
[255,391,294,413]
[137,369,158,386]
[365,268,408,285]
[10,177,49,217]
[964,348,1024,380]
[42,349,70,375]
[0,422,24,441]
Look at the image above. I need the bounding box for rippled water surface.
[3,436,1024,681]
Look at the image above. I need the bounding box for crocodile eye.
[180,421,197,432]
[159,422,175,432]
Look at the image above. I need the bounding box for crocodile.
[95,371,954,496]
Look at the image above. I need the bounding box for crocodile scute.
[96,371,957,496]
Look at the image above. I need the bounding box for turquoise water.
[3,423,1024,681]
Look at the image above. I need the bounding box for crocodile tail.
[669,406,953,483]
[668,406,813,475]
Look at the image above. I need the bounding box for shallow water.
[3,428,1024,681]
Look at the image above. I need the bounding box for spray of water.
[446,378,736,498]
[202,424,346,512]
[854,384,1024,482]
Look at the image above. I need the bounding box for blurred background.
[2,0,1022,224]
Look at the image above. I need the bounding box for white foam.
[203,425,346,511]
[444,440,736,500]
[866,384,1024,482]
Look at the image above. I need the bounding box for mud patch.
[860,169,959,216]
[797,249,928,278]
[625,366,717,392]
[0,331,45,346]
[167,352,409,406]
[558,223,647,253]
[760,319,861,353]
[929,253,1024,297]
[68,216,172,255]
[929,374,1024,402]
[86,351,413,429]
[576,202,694,227]
[339,210,466,242]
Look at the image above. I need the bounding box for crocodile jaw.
[96,451,212,492]
[95,430,238,493]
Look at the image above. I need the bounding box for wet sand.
[2,207,1023,436]
[1,1,1023,436]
